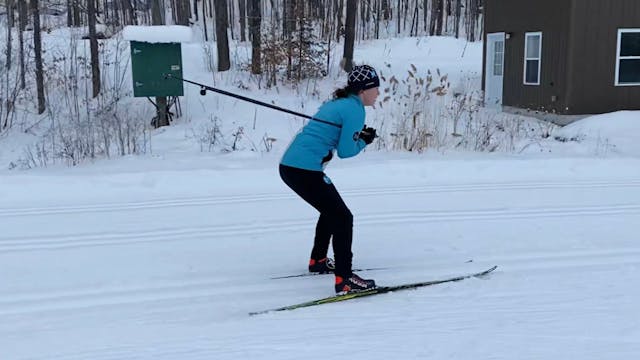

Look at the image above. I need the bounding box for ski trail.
[0,276,251,316]
[1,203,639,253]
[2,179,640,217]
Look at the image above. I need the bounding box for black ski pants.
[279,164,353,278]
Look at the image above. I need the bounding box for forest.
[0,1,499,168]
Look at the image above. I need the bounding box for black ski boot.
[308,257,335,273]
[335,273,376,294]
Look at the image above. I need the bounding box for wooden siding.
[484,0,573,113]
[484,0,640,115]
[567,0,640,114]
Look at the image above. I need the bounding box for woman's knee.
[333,207,353,226]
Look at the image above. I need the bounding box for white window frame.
[615,28,640,86]
[523,32,542,86]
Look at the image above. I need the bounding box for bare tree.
[122,0,137,25]
[430,0,443,36]
[193,0,199,21]
[238,0,247,42]
[151,0,165,24]
[381,0,390,20]
[68,0,82,27]
[214,0,231,71]
[18,0,27,88]
[5,0,14,69]
[334,0,343,41]
[454,0,462,38]
[248,0,262,74]
[173,0,191,25]
[283,0,296,38]
[395,0,400,34]
[87,0,101,97]
[465,0,480,41]
[32,0,46,114]
[151,0,169,127]
[202,0,209,40]
[342,0,356,71]
[282,0,296,79]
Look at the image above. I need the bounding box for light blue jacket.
[280,94,368,171]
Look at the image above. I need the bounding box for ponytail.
[332,86,357,99]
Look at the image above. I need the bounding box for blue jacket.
[280,94,368,171]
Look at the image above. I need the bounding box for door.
[485,32,505,107]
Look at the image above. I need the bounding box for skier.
[279,64,380,294]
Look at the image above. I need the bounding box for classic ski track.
[0,269,280,317]
[2,179,640,217]
[1,202,640,253]
[4,245,639,317]
[0,277,240,316]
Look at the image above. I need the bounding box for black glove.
[359,125,377,145]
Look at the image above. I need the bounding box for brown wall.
[567,0,640,114]
[484,0,573,113]
[484,0,640,115]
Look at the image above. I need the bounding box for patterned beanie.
[347,65,380,92]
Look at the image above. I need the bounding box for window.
[524,32,542,85]
[493,40,504,76]
[616,29,640,86]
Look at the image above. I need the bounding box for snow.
[122,25,193,43]
[2,24,640,360]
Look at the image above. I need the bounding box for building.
[483,0,640,122]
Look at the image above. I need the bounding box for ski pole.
[164,74,342,129]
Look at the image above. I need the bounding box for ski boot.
[335,273,376,294]
[308,257,335,273]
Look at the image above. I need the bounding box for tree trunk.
[18,0,27,88]
[214,0,231,71]
[238,0,247,42]
[423,0,428,32]
[151,0,170,127]
[409,1,418,37]
[202,0,208,41]
[430,0,443,36]
[466,0,480,41]
[72,0,82,27]
[454,0,461,38]
[395,0,400,34]
[151,0,164,25]
[248,0,262,74]
[193,0,198,21]
[5,0,13,70]
[174,0,191,25]
[342,0,356,72]
[335,0,343,41]
[88,0,101,98]
[227,0,235,40]
[436,0,444,35]
[32,0,46,114]
[381,0,390,20]
[122,0,137,25]
[283,0,296,38]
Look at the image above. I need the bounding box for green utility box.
[130,41,183,97]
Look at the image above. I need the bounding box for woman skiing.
[279,65,380,294]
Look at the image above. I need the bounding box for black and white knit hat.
[347,65,380,92]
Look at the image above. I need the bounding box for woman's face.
[359,87,380,107]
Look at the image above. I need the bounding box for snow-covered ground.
[1,27,640,359]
